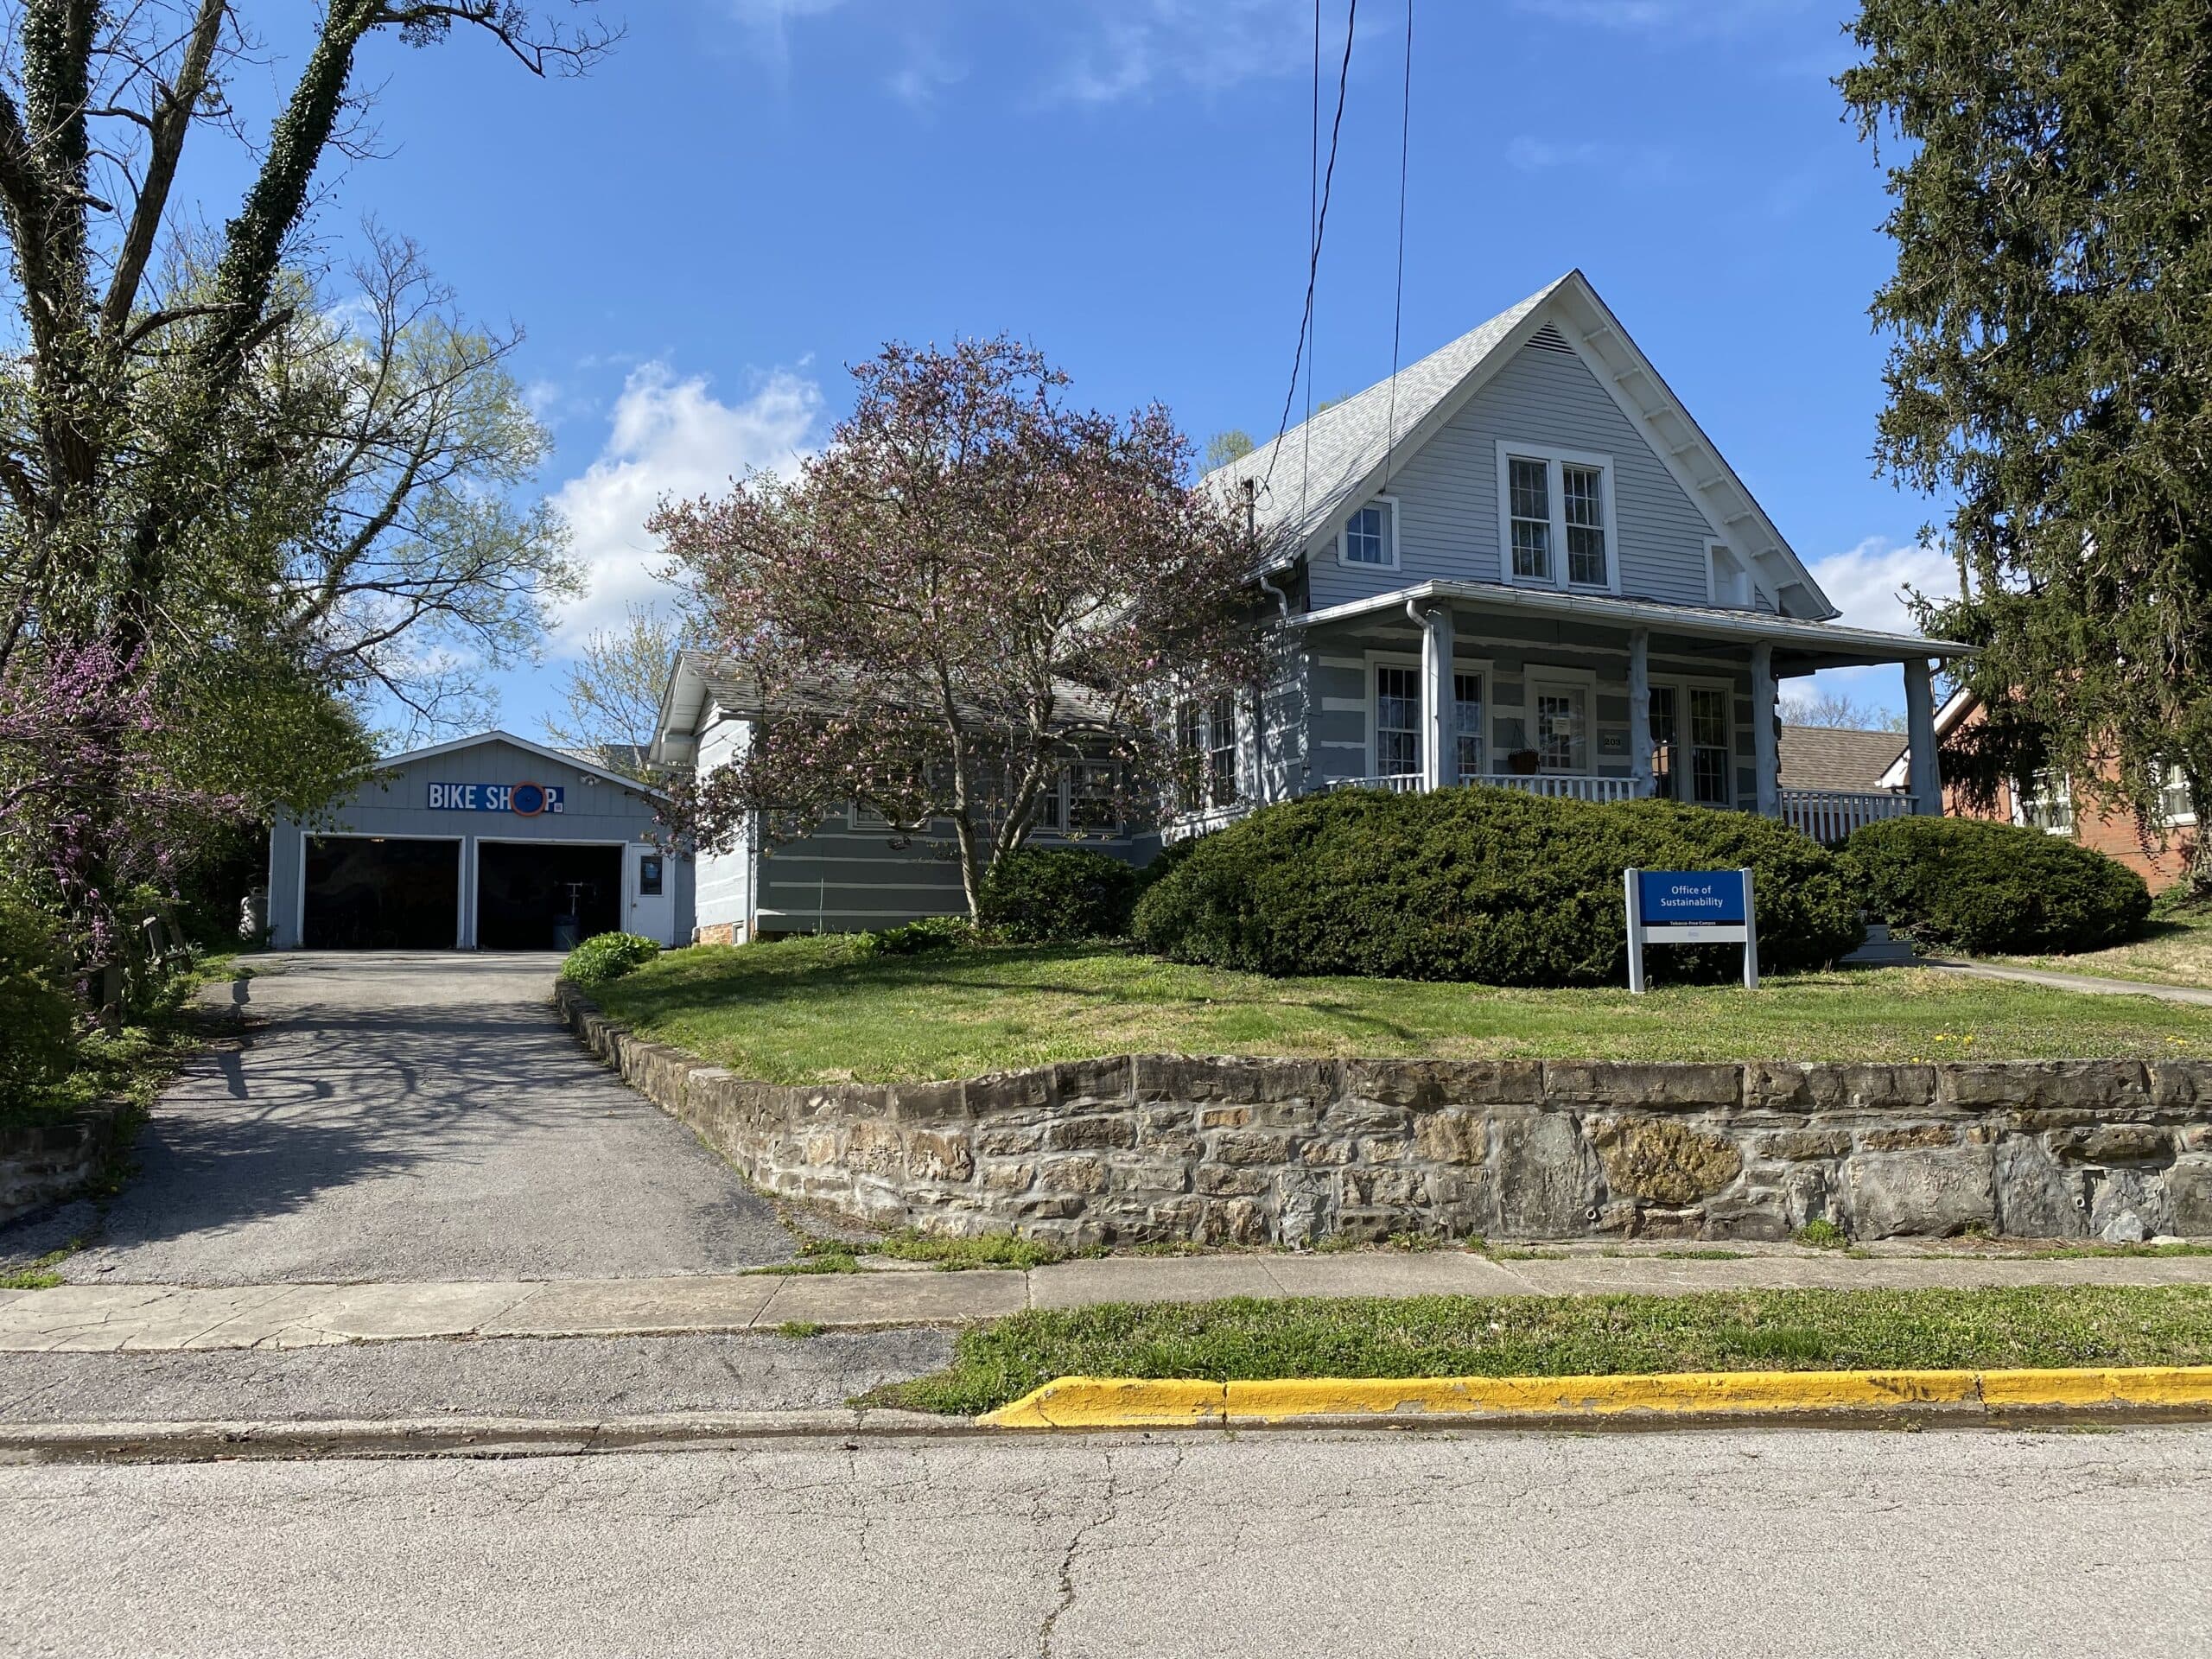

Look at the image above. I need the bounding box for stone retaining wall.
[0,1106,129,1226]
[556,986,2212,1247]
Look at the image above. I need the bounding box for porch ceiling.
[1293,580,1973,673]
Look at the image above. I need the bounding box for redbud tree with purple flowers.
[653,338,1262,920]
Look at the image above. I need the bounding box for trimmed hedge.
[1130,786,1863,985]
[979,848,1140,944]
[0,899,78,1113]
[560,931,663,986]
[1842,816,2151,955]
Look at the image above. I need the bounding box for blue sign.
[428,781,564,817]
[1638,869,1748,925]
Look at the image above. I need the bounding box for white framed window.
[1507,458,1551,582]
[1496,442,1618,594]
[1375,664,1421,777]
[1174,692,1239,813]
[2156,763,2196,827]
[1452,671,1485,783]
[1648,677,1735,806]
[1066,760,1122,833]
[1338,497,1399,569]
[1707,541,1751,608]
[2012,771,2074,835]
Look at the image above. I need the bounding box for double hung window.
[1376,666,1421,777]
[1175,693,1239,812]
[2017,771,2074,835]
[1452,672,1485,783]
[1499,444,1614,592]
[1508,459,1551,582]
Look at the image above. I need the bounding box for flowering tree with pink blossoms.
[653,337,1260,920]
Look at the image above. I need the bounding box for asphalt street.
[5,1426,2209,1658]
[17,954,795,1284]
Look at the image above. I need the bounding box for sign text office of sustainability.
[427,782,565,815]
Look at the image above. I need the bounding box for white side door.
[624,842,676,945]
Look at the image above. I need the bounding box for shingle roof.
[1206,276,1567,558]
[1777,726,1910,793]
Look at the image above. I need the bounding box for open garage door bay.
[302,838,461,950]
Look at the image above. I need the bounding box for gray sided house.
[651,659,1154,943]
[1184,270,1966,840]
[266,731,692,952]
[652,270,1968,943]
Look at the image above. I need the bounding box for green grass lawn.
[584,936,2212,1084]
[1990,905,2212,991]
[867,1286,2212,1415]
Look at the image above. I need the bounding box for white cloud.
[1808,534,1961,634]
[547,363,821,652]
[1507,136,1678,181]
[1512,0,1805,33]
[1792,535,1964,724]
[1046,0,1312,104]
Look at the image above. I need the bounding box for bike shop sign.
[427,780,565,816]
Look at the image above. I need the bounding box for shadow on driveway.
[13,954,796,1286]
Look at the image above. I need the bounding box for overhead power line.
[1382,0,1414,488]
[1261,0,1359,511]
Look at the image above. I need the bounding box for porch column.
[1751,641,1779,817]
[1627,629,1652,797]
[1420,601,1453,791]
[1904,658,1942,817]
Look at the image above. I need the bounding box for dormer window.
[1338,498,1398,569]
[1497,442,1615,593]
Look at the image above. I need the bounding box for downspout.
[1256,571,1293,802]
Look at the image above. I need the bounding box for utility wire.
[1381,0,1414,489]
[1260,0,1359,509]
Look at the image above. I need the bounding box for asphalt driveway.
[44,954,797,1285]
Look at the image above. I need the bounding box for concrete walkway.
[5,1247,2209,1353]
[15,954,796,1285]
[1929,957,2212,1007]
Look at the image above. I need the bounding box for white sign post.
[1624,868,1758,993]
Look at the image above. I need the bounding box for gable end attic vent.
[1525,322,1574,354]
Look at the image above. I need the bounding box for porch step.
[1840,923,1920,967]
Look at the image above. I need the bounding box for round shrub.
[0,899,79,1112]
[561,931,663,986]
[979,848,1140,944]
[1131,786,1863,984]
[1841,816,2151,954]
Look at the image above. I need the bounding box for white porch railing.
[1780,788,1910,844]
[1329,772,1647,804]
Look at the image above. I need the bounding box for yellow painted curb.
[981,1366,2212,1429]
[982,1377,1225,1429]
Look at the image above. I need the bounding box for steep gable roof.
[1207,269,1838,620]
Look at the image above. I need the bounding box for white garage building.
[265,731,691,952]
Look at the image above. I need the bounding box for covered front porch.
[1281,581,1967,842]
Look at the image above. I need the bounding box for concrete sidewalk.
[5,1247,2209,1354]
[1929,957,2212,1007]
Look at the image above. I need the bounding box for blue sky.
[282,0,1953,736]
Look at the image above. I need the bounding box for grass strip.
[866,1285,2212,1416]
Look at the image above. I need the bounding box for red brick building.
[1879,690,2196,891]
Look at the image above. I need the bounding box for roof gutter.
[1292,580,1975,662]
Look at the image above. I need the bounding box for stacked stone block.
[561,986,2212,1247]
